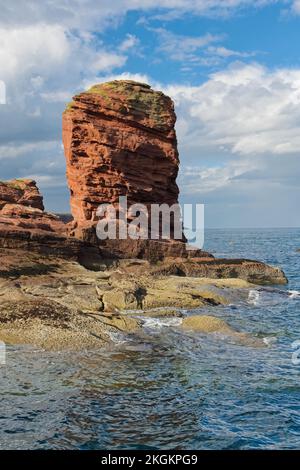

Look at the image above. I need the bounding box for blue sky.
[0,0,300,227]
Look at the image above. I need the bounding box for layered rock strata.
[0,179,82,258]
[63,80,194,258]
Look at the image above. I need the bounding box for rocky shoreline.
[0,246,287,350]
[0,80,288,350]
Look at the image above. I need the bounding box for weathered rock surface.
[0,179,44,210]
[149,258,288,285]
[0,81,289,350]
[0,179,87,258]
[0,248,284,350]
[180,315,265,347]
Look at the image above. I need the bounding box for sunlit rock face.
[0,179,44,211]
[62,80,181,241]
[0,179,82,258]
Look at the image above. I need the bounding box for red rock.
[0,179,44,210]
[62,80,182,248]
[0,179,83,258]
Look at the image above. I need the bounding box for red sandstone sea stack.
[63,81,179,225]
[62,80,193,259]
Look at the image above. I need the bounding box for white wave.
[263,336,277,346]
[248,289,260,305]
[141,317,183,330]
[288,290,300,299]
[107,330,127,344]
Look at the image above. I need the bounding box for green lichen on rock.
[1,178,29,190]
[64,100,76,113]
[85,80,170,128]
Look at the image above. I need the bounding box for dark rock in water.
[150,258,288,285]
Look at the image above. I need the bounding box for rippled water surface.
[1,228,300,449]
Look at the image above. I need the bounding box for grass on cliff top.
[64,100,76,113]
[85,80,168,127]
[0,178,31,190]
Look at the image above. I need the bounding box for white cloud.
[0,1,282,30]
[181,160,255,193]
[291,0,300,13]
[154,28,223,62]
[119,34,139,51]
[0,23,129,89]
[206,46,256,58]
[40,91,73,103]
[0,141,59,160]
[92,51,127,73]
[151,28,257,66]
[163,63,300,156]
[0,24,70,81]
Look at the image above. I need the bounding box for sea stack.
[63,80,194,259]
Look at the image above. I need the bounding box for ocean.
[0,228,300,450]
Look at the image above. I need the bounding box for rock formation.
[63,80,193,259]
[0,179,82,257]
[0,179,44,211]
[63,81,179,226]
[0,81,289,350]
[0,81,288,283]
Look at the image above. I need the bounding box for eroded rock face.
[63,80,181,245]
[0,179,44,211]
[0,179,83,258]
[0,179,63,233]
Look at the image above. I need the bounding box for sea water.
[0,228,299,449]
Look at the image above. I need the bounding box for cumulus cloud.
[119,34,140,52]
[163,63,300,156]
[291,0,300,13]
[91,51,127,73]
[0,0,282,29]
[0,24,70,81]
[154,28,223,61]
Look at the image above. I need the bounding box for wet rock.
[151,258,287,285]
[181,315,266,347]
[181,315,232,333]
